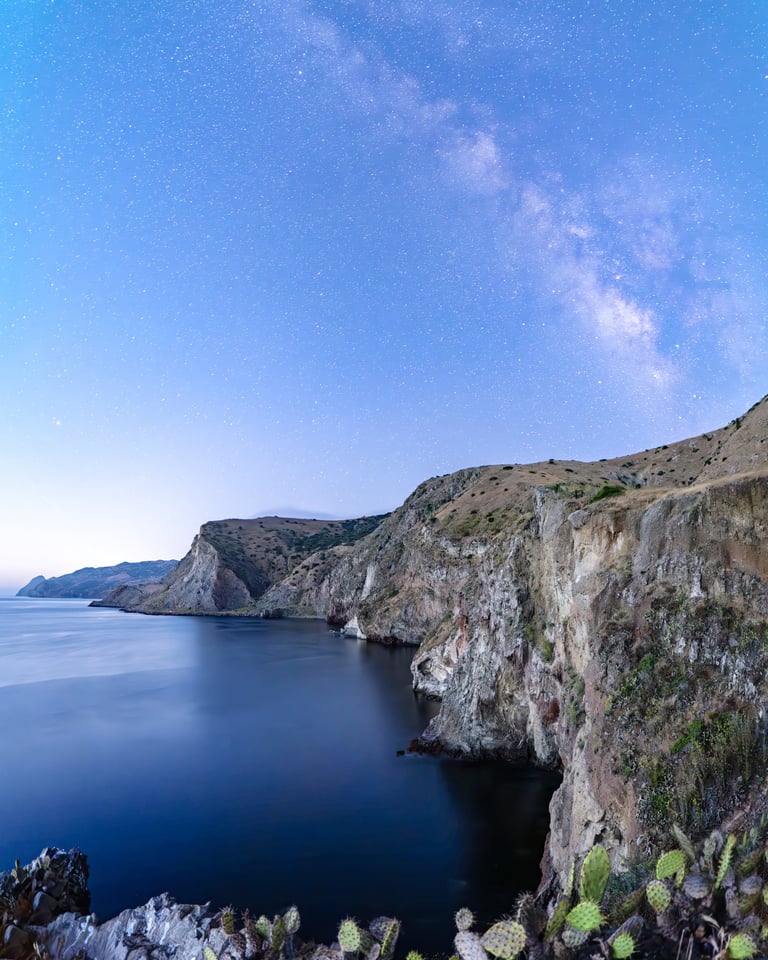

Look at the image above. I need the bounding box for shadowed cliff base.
[92,396,768,906]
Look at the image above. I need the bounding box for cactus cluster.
[335,915,401,960]
[14,809,768,960]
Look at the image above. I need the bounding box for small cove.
[0,599,559,954]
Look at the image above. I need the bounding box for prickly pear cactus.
[272,914,287,952]
[738,875,763,911]
[405,953,424,960]
[455,930,489,960]
[370,917,400,960]
[255,915,272,941]
[655,849,686,881]
[645,880,671,914]
[671,823,696,863]
[204,948,218,960]
[579,846,611,903]
[545,897,571,939]
[736,848,764,878]
[608,888,644,927]
[516,893,546,938]
[610,932,635,959]
[565,901,604,933]
[220,905,236,936]
[284,905,301,935]
[480,920,527,959]
[560,925,589,949]
[455,908,476,932]
[339,919,363,953]
[716,834,737,889]
[727,932,757,959]
[683,871,711,900]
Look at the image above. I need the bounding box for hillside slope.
[94,515,386,614]
[94,396,768,894]
[17,560,178,599]
[258,395,768,890]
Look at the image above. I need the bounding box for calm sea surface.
[0,599,558,953]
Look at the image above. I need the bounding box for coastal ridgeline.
[93,515,386,614]
[100,396,768,898]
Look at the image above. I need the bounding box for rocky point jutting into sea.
[34,393,766,960]
[96,397,768,879]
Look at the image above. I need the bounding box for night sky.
[2,0,766,589]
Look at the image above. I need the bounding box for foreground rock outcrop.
[91,396,768,901]
[2,850,406,960]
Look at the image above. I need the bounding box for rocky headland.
[72,395,768,959]
[99,397,768,889]
[91,516,385,614]
[16,561,178,599]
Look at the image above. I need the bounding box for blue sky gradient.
[2,0,766,589]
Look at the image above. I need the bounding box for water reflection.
[0,602,559,955]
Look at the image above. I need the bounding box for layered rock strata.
[92,396,768,895]
[258,396,768,889]
[94,515,386,614]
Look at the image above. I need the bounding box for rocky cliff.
[258,395,768,891]
[94,515,386,614]
[92,397,768,898]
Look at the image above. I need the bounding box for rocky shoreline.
[10,819,768,960]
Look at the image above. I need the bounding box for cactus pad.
[339,919,363,953]
[655,849,686,881]
[716,834,737,889]
[371,917,400,960]
[739,876,763,897]
[561,925,588,949]
[565,901,604,933]
[480,920,527,959]
[455,909,476,932]
[405,953,424,960]
[545,897,571,939]
[579,846,611,903]
[272,915,287,951]
[646,880,671,914]
[284,906,301,935]
[254,916,272,941]
[671,823,696,863]
[204,949,217,960]
[727,933,757,959]
[455,931,489,960]
[220,906,236,936]
[611,933,635,959]
[683,872,711,900]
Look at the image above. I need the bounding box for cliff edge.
[93,396,768,899]
[258,395,768,891]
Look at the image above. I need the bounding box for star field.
[1,0,766,588]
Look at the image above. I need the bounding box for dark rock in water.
[260,607,284,619]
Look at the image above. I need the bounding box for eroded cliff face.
[95,397,768,893]
[95,515,386,614]
[258,396,768,891]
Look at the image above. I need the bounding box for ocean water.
[0,599,559,953]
